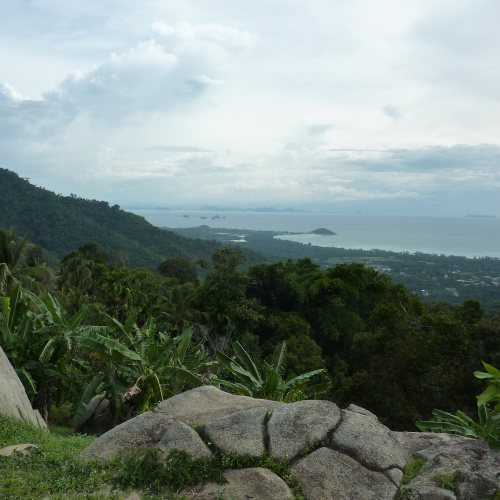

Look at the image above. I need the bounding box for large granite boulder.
[0,347,47,430]
[394,432,500,500]
[79,387,500,499]
[80,386,408,498]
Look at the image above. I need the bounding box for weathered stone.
[155,385,284,425]
[75,394,113,435]
[330,407,407,471]
[386,467,404,486]
[401,484,457,499]
[183,467,293,500]
[0,443,38,457]
[158,420,213,460]
[0,347,47,430]
[78,412,175,461]
[291,447,398,500]
[393,431,473,461]
[200,406,268,458]
[346,403,379,418]
[405,439,500,500]
[268,399,341,460]
[77,386,500,500]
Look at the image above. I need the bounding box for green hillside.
[0,168,217,268]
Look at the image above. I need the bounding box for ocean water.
[130,209,500,259]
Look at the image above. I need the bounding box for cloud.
[145,146,215,153]
[0,19,248,188]
[0,82,24,102]
[1,2,500,216]
[382,105,403,120]
[151,21,258,54]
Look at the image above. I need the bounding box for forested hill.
[0,168,219,268]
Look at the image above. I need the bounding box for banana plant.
[0,285,101,418]
[74,314,211,420]
[0,283,43,395]
[417,361,500,451]
[213,340,331,402]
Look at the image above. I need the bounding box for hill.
[0,168,219,268]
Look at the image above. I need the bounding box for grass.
[401,458,426,485]
[0,415,123,499]
[0,415,307,499]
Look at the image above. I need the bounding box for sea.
[129,209,500,259]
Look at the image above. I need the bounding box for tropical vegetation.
[1,167,500,438]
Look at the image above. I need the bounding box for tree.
[160,284,205,333]
[201,247,262,340]
[158,257,199,285]
[0,227,33,294]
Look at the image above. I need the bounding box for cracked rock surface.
[79,386,499,499]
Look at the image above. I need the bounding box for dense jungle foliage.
[1,224,499,433]
[174,225,500,315]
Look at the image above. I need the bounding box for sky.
[1,0,499,216]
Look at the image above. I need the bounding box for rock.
[0,347,47,430]
[75,394,113,435]
[155,385,284,425]
[386,468,404,486]
[401,484,457,500]
[268,399,341,460]
[330,407,407,471]
[291,447,398,499]
[78,386,500,500]
[200,407,268,458]
[158,420,212,460]
[79,387,283,462]
[79,412,175,461]
[393,431,473,461]
[400,436,500,500]
[183,467,293,500]
[0,443,38,457]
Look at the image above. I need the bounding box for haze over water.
[131,210,500,259]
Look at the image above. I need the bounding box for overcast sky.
[1,0,499,216]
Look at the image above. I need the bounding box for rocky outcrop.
[394,432,500,500]
[78,386,500,499]
[0,347,47,430]
[185,468,294,500]
[79,387,407,498]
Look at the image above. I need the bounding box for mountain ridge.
[0,168,218,268]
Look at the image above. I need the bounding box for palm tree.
[59,250,94,292]
[0,228,33,294]
[160,284,206,333]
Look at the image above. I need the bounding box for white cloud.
[152,21,257,54]
[0,1,499,216]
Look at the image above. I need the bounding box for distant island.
[199,206,306,213]
[310,228,337,235]
[465,214,498,219]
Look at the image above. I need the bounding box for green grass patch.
[401,458,426,485]
[0,415,306,499]
[0,415,122,499]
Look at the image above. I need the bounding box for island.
[465,214,498,219]
[310,228,337,235]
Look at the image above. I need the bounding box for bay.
[129,209,500,259]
